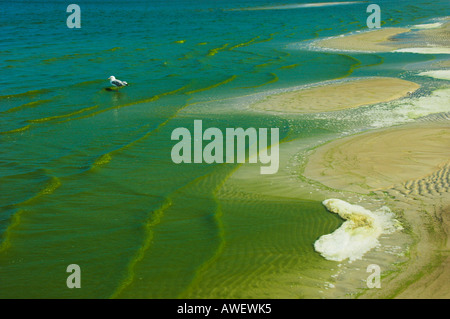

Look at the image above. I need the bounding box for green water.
[1,0,449,298]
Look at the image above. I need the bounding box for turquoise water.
[1,0,449,298]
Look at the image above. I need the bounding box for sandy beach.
[303,123,450,194]
[416,20,450,47]
[315,20,450,53]
[300,19,450,292]
[315,28,410,52]
[251,77,420,113]
[302,122,450,298]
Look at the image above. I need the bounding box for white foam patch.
[394,47,450,54]
[413,22,444,29]
[314,199,401,262]
[393,87,450,120]
[418,70,450,81]
[307,87,450,129]
[362,87,450,128]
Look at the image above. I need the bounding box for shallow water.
[1,0,449,298]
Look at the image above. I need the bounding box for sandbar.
[316,21,450,53]
[303,123,450,194]
[303,122,450,298]
[315,28,410,52]
[251,77,420,113]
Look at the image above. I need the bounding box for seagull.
[108,75,128,88]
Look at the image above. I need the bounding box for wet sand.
[315,28,410,52]
[302,122,450,298]
[303,123,450,194]
[315,21,450,53]
[251,77,420,113]
[416,20,450,47]
[360,163,450,299]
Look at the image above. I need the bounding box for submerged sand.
[303,123,450,194]
[251,77,420,113]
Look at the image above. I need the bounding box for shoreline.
[303,123,450,194]
[315,27,411,52]
[302,122,450,298]
[314,20,450,53]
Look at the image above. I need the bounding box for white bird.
[108,75,128,88]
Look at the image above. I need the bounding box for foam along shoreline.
[303,123,450,194]
[250,77,420,113]
[395,20,450,54]
[314,28,411,52]
[314,199,401,262]
[395,47,450,54]
[418,70,450,81]
[413,22,444,29]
